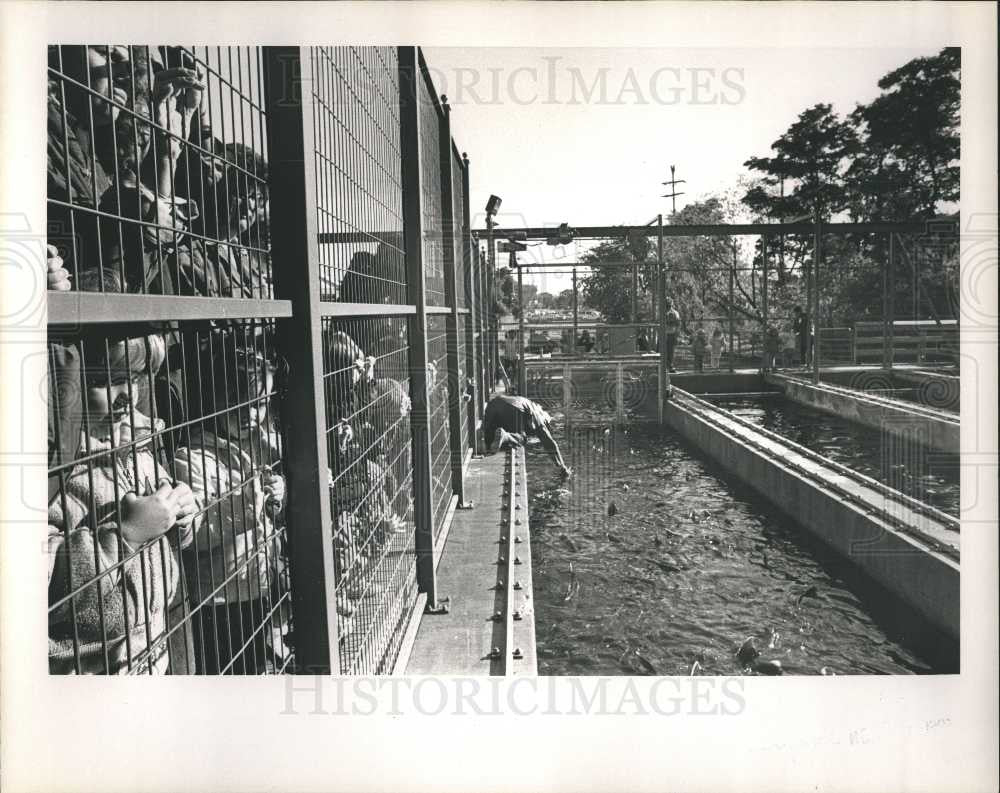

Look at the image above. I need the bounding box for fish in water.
[607,502,618,517]
[754,659,783,676]
[767,629,780,650]
[653,534,663,548]
[652,558,679,574]
[622,483,630,492]
[797,585,820,605]
[559,533,578,553]
[618,648,659,676]
[563,562,579,602]
[736,637,759,667]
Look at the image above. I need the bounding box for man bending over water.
[482,395,572,477]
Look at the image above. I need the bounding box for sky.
[424,45,950,294]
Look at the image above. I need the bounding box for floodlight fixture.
[485,195,502,217]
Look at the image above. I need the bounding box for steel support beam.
[439,97,467,507]
[473,221,937,240]
[399,46,439,607]
[264,45,339,674]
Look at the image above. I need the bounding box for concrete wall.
[771,374,960,455]
[670,370,776,394]
[664,399,960,642]
[818,368,960,413]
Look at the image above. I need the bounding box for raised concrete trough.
[663,389,960,642]
[767,371,960,454]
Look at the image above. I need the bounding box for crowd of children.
[46,46,415,674]
[46,45,270,298]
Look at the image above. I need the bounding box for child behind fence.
[172,344,288,674]
[48,330,199,674]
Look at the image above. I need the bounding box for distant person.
[691,326,708,371]
[482,395,571,477]
[578,329,594,353]
[710,327,726,369]
[762,324,781,373]
[792,306,811,367]
[663,299,681,372]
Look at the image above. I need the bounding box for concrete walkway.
[405,452,510,675]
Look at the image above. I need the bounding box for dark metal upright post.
[462,154,481,454]
[885,233,895,372]
[631,263,638,326]
[728,242,736,372]
[572,267,579,355]
[657,214,668,423]
[264,46,338,673]
[486,219,496,395]
[476,242,487,407]
[517,264,526,394]
[762,235,769,328]
[439,97,467,506]
[813,208,822,384]
[398,46,438,606]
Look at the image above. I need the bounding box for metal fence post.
[813,209,822,384]
[438,97,468,507]
[398,46,439,608]
[572,267,579,356]
[657,214,668,423]
[563,361,572,426]
[728,242,736,372]
[486,220,497,395]
[263,46,339,673]
[482,243,491,397]
[886,233,895,372]
[517,265,526,395]
[462,154,481,455]
[762,235,769,329]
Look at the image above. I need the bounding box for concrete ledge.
[768,373,960,454]
[664,396,960,641]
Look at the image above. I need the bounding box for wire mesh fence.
[47,45,483,675]
[418,71,447,307]
[47,45,273,299]
[48,319,293,675]
[312,46,407,305]
[322,316,416,674]
[426,315,454,538]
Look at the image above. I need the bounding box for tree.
[743,104,858,286]
[744,103,857,220]
[845,47,959,221]
[537,292,556,310]
[579,234,660,324]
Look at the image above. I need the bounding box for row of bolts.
[491,456,525,662]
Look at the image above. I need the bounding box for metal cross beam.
[473,221,937,240]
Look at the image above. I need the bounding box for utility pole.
[661,164,686,215]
